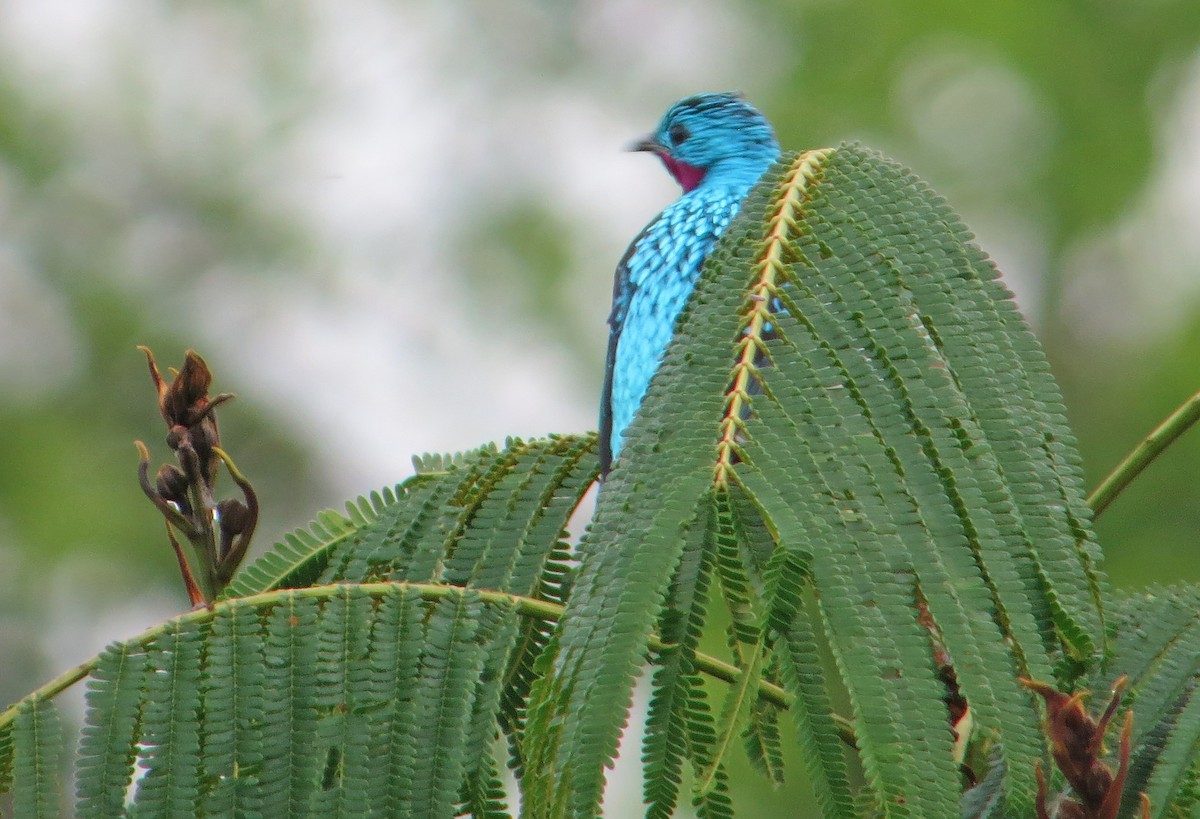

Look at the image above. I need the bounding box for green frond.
[523,472,719,817]
[376,586,428,816]
[522,154,780,819]
[721,490,789,789]
[643,494,717,818]
[522,144,1110,814]
[1143,692,1200,817]
[0,139,1146,816]
[257,593,323,815]
[1,583,540,815]
[413,444,497,475]
[457,605,521,818]
[693,762,736,819]
[76,643,149,816]
[1098,587,1200,698]
[322,453,492,585]
[327,436,596,589]
[198,601,267,816]
[10,698,63,819]
[398,593,516,817]
[712,489,761,655]
[440,434,597,595]
[303,586,374,815]
[738,146,1111,812]
[221,507,360,598]
[1092,587,1200,817]
[499,612,559,775]
[743,697,786,788]
[224,435,596,610]
[776,605,856,817]
[696,640,765,796]
[130,619,208,815]
[459,750,513,819]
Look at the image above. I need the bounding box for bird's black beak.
[626,135,664,154]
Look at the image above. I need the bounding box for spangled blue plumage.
[599,93,781,476]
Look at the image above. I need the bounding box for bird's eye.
[668,123,690,145]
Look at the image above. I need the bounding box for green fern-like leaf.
[459,752,513,819]
[76,643,149,816]
[132,620,207,816]
[10,698,63,819]
[221,507,361,598]
[0,584,537,816]
[526,145,1108,816]
[199,600,266,816]
[643,494,718,818]
[776,602,856,817]
[258,593,323,814]
[1089,586,1200,817]
[0,141,1147,817]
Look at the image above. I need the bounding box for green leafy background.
[2,2,1200,815]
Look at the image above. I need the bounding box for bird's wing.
[599,228,646,478]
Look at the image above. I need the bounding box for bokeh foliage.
[2,1,1200,815]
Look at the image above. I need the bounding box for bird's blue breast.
[604,186,748,466]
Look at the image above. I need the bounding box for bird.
[599,92,781,478]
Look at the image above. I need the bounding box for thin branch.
[1088,388,1200,518]
[0,579,856,747]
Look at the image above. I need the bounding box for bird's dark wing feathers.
[598,225,649,477]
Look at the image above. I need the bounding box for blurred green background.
[2,0,1200,814]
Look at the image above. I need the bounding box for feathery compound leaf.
[776,604,856,818]
[224,435,595,606]
[696,639,765,797]
[0,138,1133,816]
[399,592,518,818]
[643,493,717,819]
[377,586,430,817]
[10,698,63,819]
[457,606,521,819]
[743,696,786,788]
[320,459,487,586]
[303,586,375,816]
[1093,587,1200,817]
[199,600,266,817]
[721,150,962,815]
[819,149,1103,656]
[225,444,488,597]
[460,752,514,819]
[722,146,1109,811]
[440,435,597,594]
[256,593,323,814]
[0,582,538,816]
[521,145,783,819]
[130,620,207,817]
[76,642,150,816]
[324,437,595,589]
[221,508,359,598]
[524,144,1106,814]
[700,491,772,796]
[523,482,719,816]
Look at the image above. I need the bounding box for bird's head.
[629,92,780,193]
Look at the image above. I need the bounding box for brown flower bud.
[155,464,191,510]
[1021,676,1144,819]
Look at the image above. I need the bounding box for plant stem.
[1,580,859,746]
[1088,388,1200,518]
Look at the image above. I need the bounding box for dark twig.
[135,348,258,606]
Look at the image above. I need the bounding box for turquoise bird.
[599,92,781,477]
